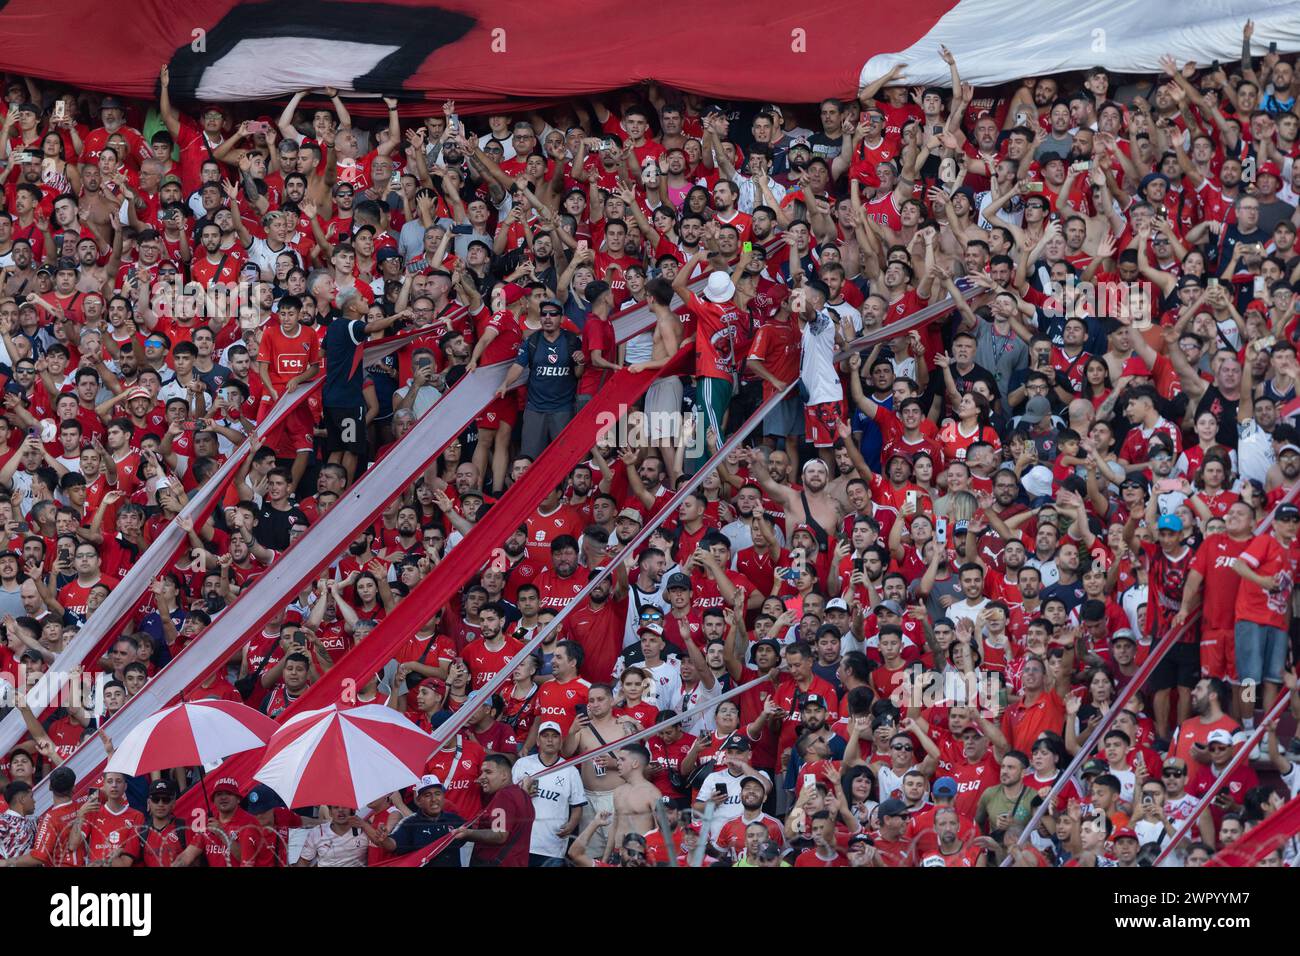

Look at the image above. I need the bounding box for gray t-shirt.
[1034,133,1074,162]
[0,584,23,621]
[974,320,1028,402]
[451,224,492,260]
[913,571,963,625]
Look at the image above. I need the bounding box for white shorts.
[644,377,683,440]
[581,788,617,856]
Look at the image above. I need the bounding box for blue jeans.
[1234,620,1288,685]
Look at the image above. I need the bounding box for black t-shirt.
[808,132,843,162]
[1195,385,1239,450]
[255,501,307,551]
[196,363,233,393]
[1217,225,1269,276]
[515,329,582,412]
[949,362,1000,406]
[390,809,467,866]
[322,317,368,408]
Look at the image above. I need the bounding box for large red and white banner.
[1,1,1293,112]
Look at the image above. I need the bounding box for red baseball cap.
[418,677,447,695]
[1258,161,1282,181]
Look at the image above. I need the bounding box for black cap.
[149,779,178,799]
[878,797,908,818]
[665,572,692,591]
[243,783,286,812]
[1276,503,1300,522]
[800,693,828,710]
[54,257,78,273]
[722,733,752,751]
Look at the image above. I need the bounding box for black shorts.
[1149,641,1199,691]
[324,405,367,456]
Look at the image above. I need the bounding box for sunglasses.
[148,794,174,802]
[540,310,562,317]
[891,743,913,751]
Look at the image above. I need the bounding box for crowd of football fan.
[0,22,1299,868]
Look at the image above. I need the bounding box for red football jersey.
[524,504,585,566]
[462,635,525,690]
[257,322,321,390]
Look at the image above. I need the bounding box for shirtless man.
[564,683,638,855]
[610,743,661,846]
[750,449,845,548]
[77,163,119,234]
[628,277,684,450]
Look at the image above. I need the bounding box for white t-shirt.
[246,237,297,279]
[1107,766,1136,804]
[800,308,843,404]
[623,572,673,648]
[642,658,683,713]
[392,380,442,419]
[1237,418,1274,488]
[946,598,989,629]
[513,753,586,859]
[297,823,368,867]
[677,678,722,736]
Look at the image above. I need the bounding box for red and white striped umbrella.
[105,700,278,775]
[251,704,434,809]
